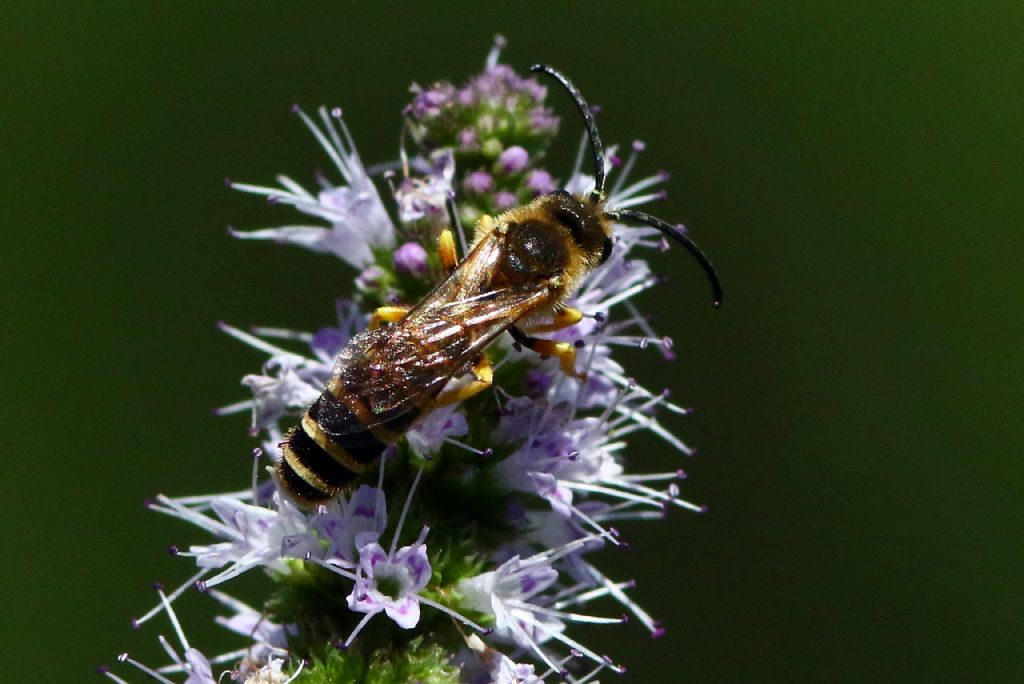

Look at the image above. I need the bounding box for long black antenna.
[530,64,606,203]
[610,209,723,307]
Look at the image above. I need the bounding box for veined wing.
[324,282,549,435]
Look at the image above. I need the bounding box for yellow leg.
[438,229,458,274]
[525,307,584,334]
[368,305,409,330]
[509,327,585,380]
[433,356,493,407]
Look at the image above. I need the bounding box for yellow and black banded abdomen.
[277,390,423,505]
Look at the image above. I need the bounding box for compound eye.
[599,236,614,264]
[554,208,584,239]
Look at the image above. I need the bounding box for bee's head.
[540,190,613,267]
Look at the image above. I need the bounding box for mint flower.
[314,485,387,566]
[347,535,432,630]
[107,39,714,684]
[394,148,455,222]
[229,106,394,268]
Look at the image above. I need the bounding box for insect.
[277,64,723,506]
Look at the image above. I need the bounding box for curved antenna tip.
[613,208,723,307]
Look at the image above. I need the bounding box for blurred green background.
[2,2,1020,681]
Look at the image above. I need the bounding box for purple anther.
[129,617,140,630]
[574,339,586,349]
[657,170,671,182]
[334,640,349,651]
[651,621,667,639]
[571,649,583,657]
[195,579,208,593]
[662,336,674,350]
[668,483,680,498]
[168,545,179,556]
[593,311,607,322]
[151,582,164,591]
[290,103,301,114]
[97,665,111,674]
[676,468,688,479]
[223,177,233,187]
[632,140,646,152]
[609,154,622,167]
[330,107,343,118]
[480,448,494,458]
[656,189,669,201]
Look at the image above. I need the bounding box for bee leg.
[368,306,409,330]
[433,356,494,408]
[509,326,586,380]
[524,307,584,334]
[439,229,458,274]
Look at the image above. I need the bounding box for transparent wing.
[325,283,548,434]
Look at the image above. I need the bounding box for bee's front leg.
[433,356,494,408]
[523,307,584,334]
[508,326,586,380]
[438,229,458,274]
[368,306,409,330]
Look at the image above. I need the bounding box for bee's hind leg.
[368,306,409,330]
[433,356,493,408]
[509,326,586,380]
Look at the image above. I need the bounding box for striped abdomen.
[277,387,424,506]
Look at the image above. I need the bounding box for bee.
[277,64,723,506]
